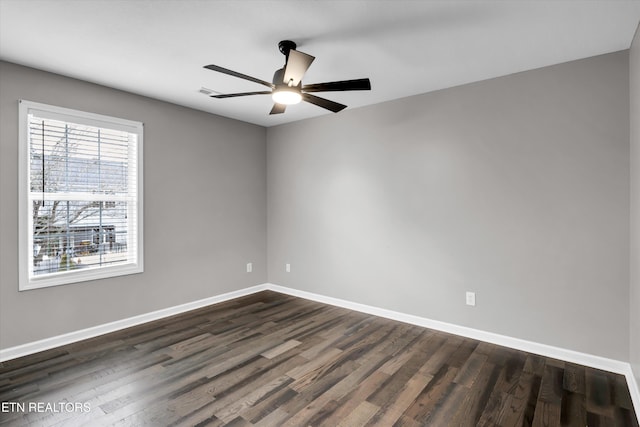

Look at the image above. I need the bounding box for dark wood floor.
[0,291,637,426]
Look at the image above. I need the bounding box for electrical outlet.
[246,262,253,273]
[466,291,476,306]
[285,263,291,273]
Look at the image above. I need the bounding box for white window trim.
[18,100,144,291]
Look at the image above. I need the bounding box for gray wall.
[267,51,630,360]
[631,23,640,384]
[1,48,633,364]
[0,61,267,350]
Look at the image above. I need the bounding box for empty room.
[1,1,640,426]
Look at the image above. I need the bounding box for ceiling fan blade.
[302,93,347,113]
[283,50,315,86]
[269,103,287,115]
[204,64,274,89]
[302,78,371,93]
[210,91,272,99]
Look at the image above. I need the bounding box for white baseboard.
[1,282,638,423]
[626,366,640,421]
[265,283,640,420]
[266,284,627,372]
[0,284,268,362]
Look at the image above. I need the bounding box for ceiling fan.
[203,40,371,115]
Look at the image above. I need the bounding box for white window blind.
[19,100,143,290]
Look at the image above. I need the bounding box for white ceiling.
[1,0,639,127]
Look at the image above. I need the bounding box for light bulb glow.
[272,87,302,105]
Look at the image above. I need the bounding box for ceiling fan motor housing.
[272,68,285,85]
[273,68,301,88]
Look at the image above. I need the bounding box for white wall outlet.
[285,263,291,273]
[466,291,476,306]
[246,262,253,273]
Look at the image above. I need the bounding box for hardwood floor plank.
[336,400,379,427]
[285,347,343,381]
[523,353,547,376]
[560,391,587,427]
[252,407,290,427]
[241,385,298,424]
[492,350,527,395]
[532,400,562,427]
[364,369,433,426]
[197,355,302,419]
[453,351,489,387]
[505,370,540,426]
[531,364,564,427]
[393,414,424,427]
[415,335,460,376]
[586,367,615,418]
[538,364,564,404]
[278,360,358,425]
[299,323,352,360]
[279,331,396,425]
[403,364,460,423]
[367,336,434,407]
[611,371,636,411]
[447,339,478,369]
[289,322,395,393]
[447,359,500,427]
[215,375,292,423]
[260,339,301,360]
[0,290,637,427]
[317,371,390,425]
[562,363,586,395]
[523,372,543,426]
[476,391,515,427]
[421,382,470,426]
[0,348,70,373]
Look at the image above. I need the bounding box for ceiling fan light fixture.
[272,87,302,105]
[204,40,371,115]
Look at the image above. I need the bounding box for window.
[19,100,143,290]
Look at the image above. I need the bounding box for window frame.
[18,100,144,291]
